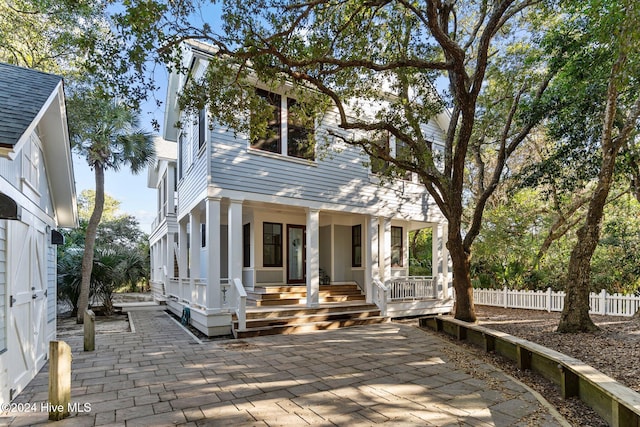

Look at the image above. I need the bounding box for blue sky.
[72,66,170,234]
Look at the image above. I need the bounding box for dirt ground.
[448,305,640,426]
[56,311,130,338]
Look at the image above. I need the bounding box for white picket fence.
[473,287,640,317]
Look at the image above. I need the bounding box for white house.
[148,40,453,337]
[0,63,78,403]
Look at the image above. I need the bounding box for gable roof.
[0,62,77,227]
[0,62,63,149]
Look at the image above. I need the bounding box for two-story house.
[148,40,453,337]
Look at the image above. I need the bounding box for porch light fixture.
[0,192,20,220]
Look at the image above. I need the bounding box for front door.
[287,225,306,284]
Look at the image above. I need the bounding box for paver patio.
[2,310,567,426]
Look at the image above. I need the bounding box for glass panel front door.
[287,225,306,283]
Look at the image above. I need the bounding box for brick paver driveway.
[4,310,565,426]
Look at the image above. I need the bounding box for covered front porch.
[152,198,453,336]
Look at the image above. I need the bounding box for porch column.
[178,218,188,300]
[190,210,201,304]
[306,208,320,307]
[166,232,175,291]
[149,245,155,281]
[154,242,160,282]
[228,199,243,284]
[381,217,392,281]
[206,197,221,309]
[365,215,379,303]
[167,164,175,216]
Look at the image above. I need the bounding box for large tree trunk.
[558,153,616,332]
[76,166,105,323]
[558,104,622,332]
[448,227,476,322]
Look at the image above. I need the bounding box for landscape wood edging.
[419,316,640,427]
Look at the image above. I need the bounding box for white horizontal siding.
[207,113,444,222]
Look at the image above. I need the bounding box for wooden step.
[251,294,365,306]
[234,316,388,338]
[236,309,382,329]
[237,282,383,336]
[248,289,364,300]
[244,303,380,319]
[252,284,362,293]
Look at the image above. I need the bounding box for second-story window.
[370,133,390,174]
[395,139,413,180]
[198,108,206,150]
[251,89,282,154]
[287,98,315,160]
[370,134,412,180]
[178,132,184,180]
[251,89,315,160]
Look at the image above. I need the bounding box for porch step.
[232,303,387,338]
[233,283,387,337]
[247,283,365,306]
[234,317,388,338]
[251,284,363,294]
[251,294,366,306]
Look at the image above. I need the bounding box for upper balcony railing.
[151,200,178,231]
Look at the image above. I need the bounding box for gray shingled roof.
[0,62,63,148]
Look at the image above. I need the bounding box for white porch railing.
[473,287,640,317]
[193,278,207,308]
[231,278,247,330]
[388,276,436,300]
[220,278,230,307]
[167,277,180,300]
[372,278,389,316]
[166,276,247,320]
